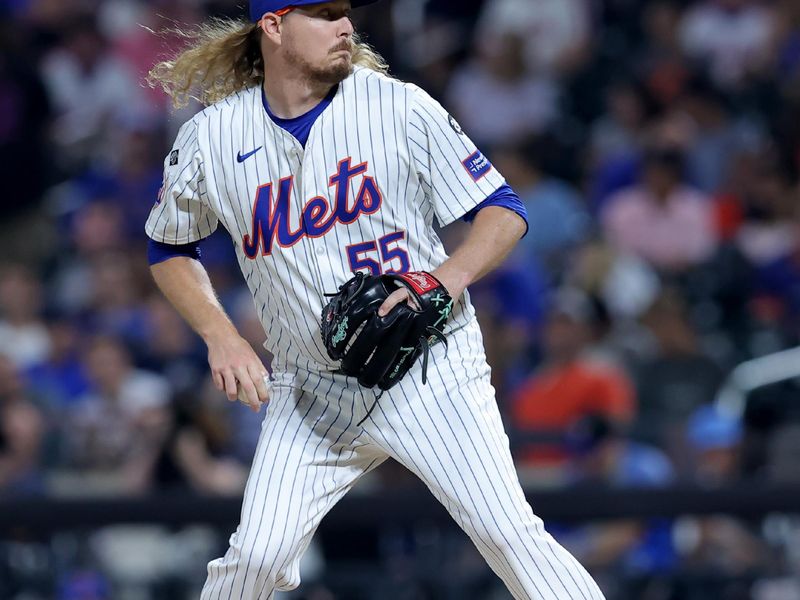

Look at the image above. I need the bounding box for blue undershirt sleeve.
[462,183,529,237]
[147,238,202,266]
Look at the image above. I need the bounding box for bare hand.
[207,333,270,413]
[378,286,414,317]
[377,271,462,317]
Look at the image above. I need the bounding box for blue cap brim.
[250,0,380,22]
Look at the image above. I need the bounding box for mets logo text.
[243,157,383,258]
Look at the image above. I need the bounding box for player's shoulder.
[348,67,439,111]
[186,87,260,129]
[349,66,417,96]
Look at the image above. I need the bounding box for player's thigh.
[365,348,530,530]
[363,363,560,594]
[235,374,387,569]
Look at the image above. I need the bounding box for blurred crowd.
[2,0,800,598]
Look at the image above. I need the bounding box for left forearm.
[433,206,526,297]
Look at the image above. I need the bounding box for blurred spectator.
[638,1,686,77]
[552,415,676,589]
[39,12,147,173]
[84,253,150,349]
[565,241,662,372]
[24,314,90,409]
[774,0,800,81]
[445,33,559,147]
[587,150,642,218]
[50,200,129,316]
[633,289,725,465]
[493,141,591,274]
[139,295,206,394]
[155,379,250,495]
[72,119,166,239]
[0,354,45,496]
[735,163,799,267]
[634,0,694,141]
[510,288,636,468]
[755,209,800,331]
[602,148,718,273]
[0,264,51,369]
[673,405,769,579]
[569,240,661,323]
[676,78,765,194]
[57,335,171,495]
[566,414,674,488]
[469,255,549,401]
[70,199,129,255]
[102,0,203,121]
[679,0,776,90]
[475,0,591,75]
[685,404,743,486]
[588,79,652,166]
[56,569,110,600]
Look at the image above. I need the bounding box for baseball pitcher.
[146,1,605,598]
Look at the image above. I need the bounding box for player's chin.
[324,57,353,82]
[331,51,353,67]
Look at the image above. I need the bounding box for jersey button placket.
[296,133,327,291]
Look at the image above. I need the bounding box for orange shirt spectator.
[511,360,635,465]
[509,288,636,466]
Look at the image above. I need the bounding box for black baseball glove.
[320,271,454,391]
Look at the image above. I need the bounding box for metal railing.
[715,345,800,418]
[2,482,800,536]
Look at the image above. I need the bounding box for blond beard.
[284,44,354,87]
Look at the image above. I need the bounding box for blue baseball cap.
[687,406,743,451]
[250,0,380,22]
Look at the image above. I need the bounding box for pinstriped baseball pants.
[200,333,605,600]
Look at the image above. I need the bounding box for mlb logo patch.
[462,150,492,182]
[169,149,180,166]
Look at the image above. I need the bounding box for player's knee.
[244,538,302,589]
[479,521,533,557]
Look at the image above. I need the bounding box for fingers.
[237,374,261,413]
[208,337,269,413]
[236,364,272,413]
[212,370,224,392]
[221,370,238,401]
[250,364,271,404]
[378,288,409,317]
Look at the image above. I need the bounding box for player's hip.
[271,320,489,392]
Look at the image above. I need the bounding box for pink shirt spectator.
[602,185,717,271]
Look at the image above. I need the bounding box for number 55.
[346,231,410,275]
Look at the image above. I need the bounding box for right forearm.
[150,256,270,412]
[150,257,235,343]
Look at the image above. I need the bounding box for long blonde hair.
[147,18,389,108]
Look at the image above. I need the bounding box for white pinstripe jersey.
[145,66,506,372]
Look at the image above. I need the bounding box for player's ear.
[258,13,283,43]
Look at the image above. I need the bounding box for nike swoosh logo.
[237,146,262,163]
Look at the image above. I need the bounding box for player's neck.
[262,76,334,120]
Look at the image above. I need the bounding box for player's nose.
[338,15,354,37]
